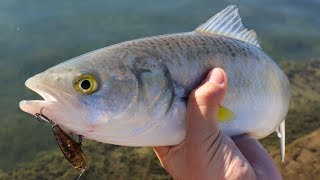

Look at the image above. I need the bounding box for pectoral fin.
[276,120,286,162]
[217,106,235,122]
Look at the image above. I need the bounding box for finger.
[186,68,228,140]
[153,143,187,169]
[152,146,171,166]
[233,135,282,179]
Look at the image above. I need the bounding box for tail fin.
[276,120,286,162]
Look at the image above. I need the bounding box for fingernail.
[205,68,225,84]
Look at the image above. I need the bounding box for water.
[0,0,319,170]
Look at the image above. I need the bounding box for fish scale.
[117,32,261,94]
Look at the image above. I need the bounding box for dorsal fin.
[195,5,261,48]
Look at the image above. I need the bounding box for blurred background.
[0,0,319,179]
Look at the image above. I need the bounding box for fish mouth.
[19,76,67,117]
[19,75,90,135]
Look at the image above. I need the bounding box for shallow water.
[0,0,319,170]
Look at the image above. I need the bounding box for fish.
[35,109,87,172]
[20,5,290,161]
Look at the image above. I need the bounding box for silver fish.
[20,5,290,161]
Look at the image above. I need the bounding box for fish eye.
[74,74,98,94]
[80,80,91,90]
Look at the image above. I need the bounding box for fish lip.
[25,82,58,102]
[19,76,72,116]
[24,76,72,102]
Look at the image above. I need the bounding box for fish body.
[20,6,290,151]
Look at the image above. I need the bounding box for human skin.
[153,68,282,180]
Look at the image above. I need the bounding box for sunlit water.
[0,0,319,170]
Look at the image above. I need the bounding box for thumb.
[186,68,228,142]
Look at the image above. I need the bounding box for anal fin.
[276,120,285,162]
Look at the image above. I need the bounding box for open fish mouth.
[19,76,62,117]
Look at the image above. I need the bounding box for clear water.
[0,0,319,170]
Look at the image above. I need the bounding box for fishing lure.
[35,109,87,178]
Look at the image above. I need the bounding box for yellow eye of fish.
[74,74,98,94]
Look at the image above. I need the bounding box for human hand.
[153,68,282,180]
